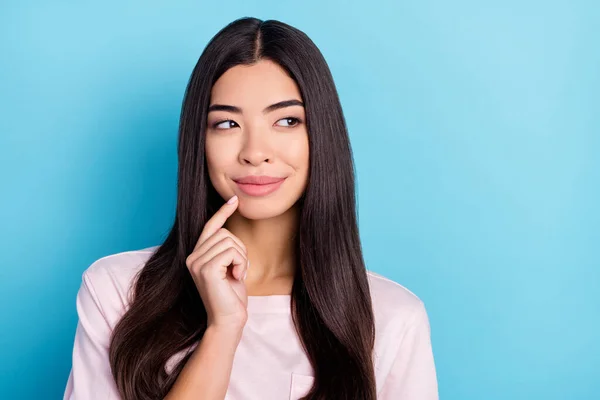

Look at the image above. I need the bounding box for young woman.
[63,17,438,400]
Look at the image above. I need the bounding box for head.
[109,17,376,400]
[205,58,309,220]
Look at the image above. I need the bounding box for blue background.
[1,1,598,399]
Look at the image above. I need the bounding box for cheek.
[281,134,309,171]
[205,137,235,172]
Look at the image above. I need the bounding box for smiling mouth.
[233,178,286,197]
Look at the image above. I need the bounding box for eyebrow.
[207,99,304,114]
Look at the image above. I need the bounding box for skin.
[167,60,310,399]
[205,59,310,296]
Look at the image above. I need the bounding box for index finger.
[195,195,239,249]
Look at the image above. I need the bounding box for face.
[205,59,310,220]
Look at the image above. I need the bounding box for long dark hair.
[109,17,376,399]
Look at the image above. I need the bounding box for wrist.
[206,322,246,343]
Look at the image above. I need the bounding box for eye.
[212,120,239,130]
[275,117,301,127]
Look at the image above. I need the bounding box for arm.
[164,324,244,400]
[166,194,249,399]
[379,302,439,400]
[63,271,120,399]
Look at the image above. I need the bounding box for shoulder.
[366,271,438,397]
[367,270,426,318]
[79,245,159,327]
[366,270,429,336]
[365,270,432,371]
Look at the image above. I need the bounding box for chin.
[236,197,295,220]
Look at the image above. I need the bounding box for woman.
[63,17,438,400]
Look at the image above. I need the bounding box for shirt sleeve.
[63,271,121,400]
[378,302,439,400]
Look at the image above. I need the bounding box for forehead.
[210,59,302,107]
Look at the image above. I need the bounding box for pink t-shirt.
[63,246,438,399]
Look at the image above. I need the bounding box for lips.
[233,175,286,185]
[233,175,286,197]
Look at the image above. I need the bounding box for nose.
[238,123,273,166]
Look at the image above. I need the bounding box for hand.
[185,195,249,330]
